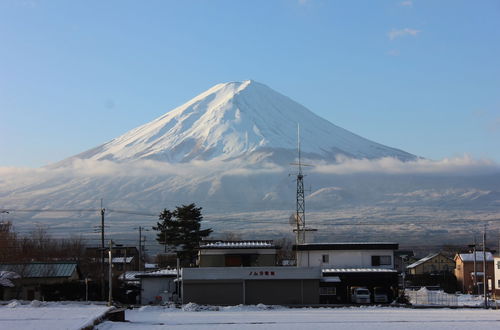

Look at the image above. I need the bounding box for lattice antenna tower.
[296,124,306,244]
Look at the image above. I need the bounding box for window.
[497,261,500,269]
[322,254,329,264]
[372,255,392,266]
[319,287,336,295]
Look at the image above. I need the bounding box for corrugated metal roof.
[323,268,397,273]
[199,240,276,249]
[136,269,178,278]
[0,263,77,278]
[295,242,399,251]
[406,253,441,269]
[458,251,493,262]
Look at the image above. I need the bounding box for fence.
[406,288,458,306]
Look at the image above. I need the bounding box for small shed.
[136,269,179,305]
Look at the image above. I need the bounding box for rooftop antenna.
[290,124,316,247]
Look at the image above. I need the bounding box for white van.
[350,287,371,304]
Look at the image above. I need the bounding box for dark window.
[322,254,329,263]
[372,255,391,266]
[319,287,336,295]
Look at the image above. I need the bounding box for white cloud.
[0,159,286,182]
[388,28,421,40]
[312,155,500,175]
[0,156,497,190]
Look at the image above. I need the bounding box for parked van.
[350,287,371,304]
[373,287,389,303]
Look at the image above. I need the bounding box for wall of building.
[183,280,243,305]
[455,260,495,293]
[408,256,455,275]
[199,254,276,267]
[245,279,318,305]
[182,279,319,305]
[140,277,176,305]
[493,257,500,296]
[182,267,321,305]
[297,250,394,268]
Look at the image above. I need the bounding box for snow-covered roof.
[323,268,397,273]
[320,276,341,282]
[296,242,398,251]
[118,271,145,281]
[199,240,276,249]
[104,257,134,264]
[145,263,158,269]
[458,252,493,262]
[407,253,450,269]
[0,262,78,278]
[136,268,178,278]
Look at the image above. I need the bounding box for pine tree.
[153,203,212,266]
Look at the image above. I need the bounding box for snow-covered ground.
[0,300,111,330]
[96,305,500,330]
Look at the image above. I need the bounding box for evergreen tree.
[153,203,212,266]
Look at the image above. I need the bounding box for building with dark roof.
[0,262,80,300]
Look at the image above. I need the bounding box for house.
[85,246,142,276]
[198,240,277,267]
[454,251,494,294]
[0,262,80,301]
[136,269,179,305]
[294,242,398,269]
[406,253,455,275]
[294,242,400,304]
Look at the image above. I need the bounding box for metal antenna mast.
[295,124,306,244]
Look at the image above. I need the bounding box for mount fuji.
[1,80,499,245]
[61,80,415,165]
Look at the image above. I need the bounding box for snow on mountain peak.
[69,80,415,164]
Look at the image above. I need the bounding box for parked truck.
[350,287,371,304]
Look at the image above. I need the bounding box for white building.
[494,256,500,296]
[294,242,399,304]
[295,242,398,269]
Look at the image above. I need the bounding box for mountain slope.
[65,80,415,164]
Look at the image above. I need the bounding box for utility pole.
[139,226,143,271]
[483,226,488,309]
[135,226,149,271]
[108,240,113,306]
[473,237,477,295]
[100,199,106,301]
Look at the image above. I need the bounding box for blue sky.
[1,0,499,167]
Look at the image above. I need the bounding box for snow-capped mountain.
[2,80,499,245]
[65,80,415,164]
